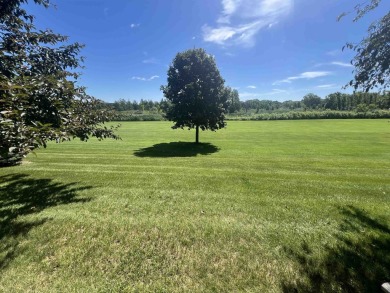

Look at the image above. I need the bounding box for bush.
[113,113,165,121]
[225,110,390,121]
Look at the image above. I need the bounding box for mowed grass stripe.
[23,165,388,192]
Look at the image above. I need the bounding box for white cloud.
[247,85,257,89]
[131,75,159,81]
[217,0,241,24]
[204,0,293,47]
[291,71,331,80]
[331,61,353,68]
[203,25,241,44]
[315,61,353,68]
[317,84,339,89]
[273,71,332,85]
[239,88,287,99]
[203,21,267,47]
[326,49,341,56]
[142,58,160,65]
[271,88,287,93]
[130,23,140,29]
[259,0,291,16]
[268,22,278,28]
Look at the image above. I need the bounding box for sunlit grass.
[0,120,389,292]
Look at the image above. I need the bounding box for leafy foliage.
[161,48,228,143]
[340,0,389,92]
[224,86,241,113]
[227,110,390,121]
[0,0,119,166]
[302,93,322,109]
[338,0,382,22]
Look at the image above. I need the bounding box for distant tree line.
[302,92,390,111]
[110,91,390,115]
[229,110,390,121]
[109,98,170,113]
[241,92,390,113]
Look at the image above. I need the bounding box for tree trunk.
[195,125,199,144]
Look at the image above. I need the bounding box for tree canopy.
[224,87,241,114]
[0,0,119,166]
[340,0,389,92]
[161,48,228,143]
[302,93,322,109]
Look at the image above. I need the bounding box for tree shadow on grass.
[0,173,92,270]
[133,142,220,158]
[281,206,390,292]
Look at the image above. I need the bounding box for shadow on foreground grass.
[134,142,220,157]
[0,174,92,270]
[282,206,390,293]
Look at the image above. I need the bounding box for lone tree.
[161,48,228,144]
[0,0,119,166]
[339,0,389,92]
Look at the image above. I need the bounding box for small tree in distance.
[161,48,228,144]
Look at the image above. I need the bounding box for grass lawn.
[0,120,389,292]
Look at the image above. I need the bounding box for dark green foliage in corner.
[0,0,120,166]
[340,0,389,92]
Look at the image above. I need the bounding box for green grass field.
[1,120,389,292]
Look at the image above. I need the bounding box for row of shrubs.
[112,110,390,122]
[226,110,390,121]
[114,113,165,121]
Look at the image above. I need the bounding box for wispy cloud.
[142,58,160,65]
[271,88,288,93]
[317,84,338,88]
[130,23,140,29]
[203,0,293,47]
[131,75,159,81]
[247,85,257,89]
[273,71,332,85]
[217,0,240,24]
[314,61,353,68]
[239,88,288,99]
[331,61,353,68]
[203,21,266,47]
[326,49,341,56]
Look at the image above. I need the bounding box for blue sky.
[28,0,390,102]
